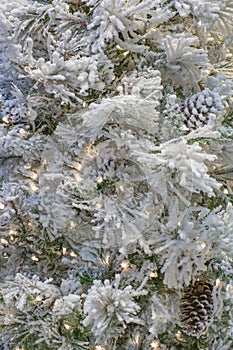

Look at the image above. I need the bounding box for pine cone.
[181,89,224,132]
[180,280,214,337]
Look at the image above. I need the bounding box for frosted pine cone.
[181,89,224,132]
[180,280,214,337]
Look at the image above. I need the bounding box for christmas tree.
[1,1,233,349]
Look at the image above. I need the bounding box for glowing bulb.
[19,128,27,136]
[95,202,102,210]
[121,260,129,271]
[70,251,77,258]
[31,255,39,262]
[69,221,76,229]
[131,331,140,345]
[34,296,42,302]
[151,340,160,349]
[102,252,110,265]
[96,176,103,184]
[64,323,72,330]
[0,238,8,245]
[74,173,82,183]
[119,185,124,192]
[175,331,185,341]
[197,240,206,251]
[76,162,82,170]
[216,278,222,287]
[200,241,206,249]
[9,229,17,236]
[30,182,39,192]
[31,172,38,180]
[0,202,5,210]
[123,50,129,57]
[2,116,10,124]
[149,271,158,278]
[226,283,233,294]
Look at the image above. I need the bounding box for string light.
[121,260,129,271]
[9,229,17,236]
[175,331,185,341]
[175,331,188,344]
[31,172,38,180]
[150,340,160,349]
[69,221,76,229]
[64,323,72,331]
[216,278,222,288]
[96,176,103,184]
[19,128,27,136]
[34,296,42,302]
[226,283,233,295]
[196,239,206,251]
[0,202,5,210]
[149,271,158,278]
[74,172,82,183]
[95,346,105,350]
[101,251,110,265]
[30,182,39,192]
[31,255,39,262]
[70,251,77,258]
[0,238,8,245]
[131,331,140,345]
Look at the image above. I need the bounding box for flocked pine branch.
[1,1,233,350]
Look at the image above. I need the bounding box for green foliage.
[97,178,118,195]
[59,311,91,345]
[77,272,94,289]
[1,0,233,349]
